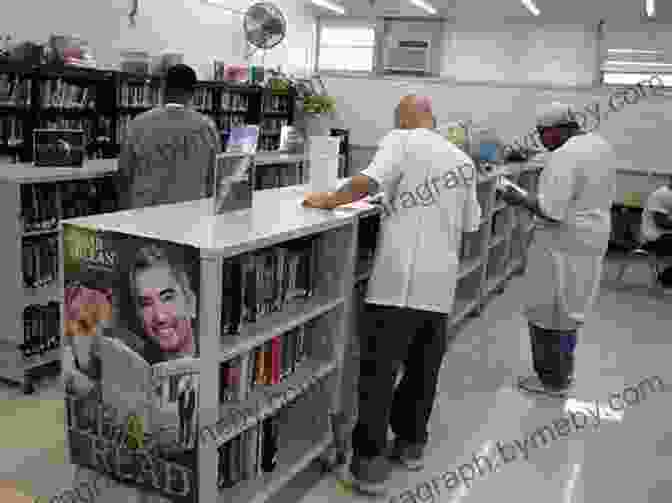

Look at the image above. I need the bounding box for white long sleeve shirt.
[361,128,482,314]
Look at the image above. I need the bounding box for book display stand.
[60,187,357,503]
[0,158,118,393]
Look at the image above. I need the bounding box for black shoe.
[389,438,425,471]
[349,455,391,495]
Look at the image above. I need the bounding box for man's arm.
[303,130,405,209]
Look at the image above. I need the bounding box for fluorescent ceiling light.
[521,0,541,16]
[646,0,655,17]
[311,0,346,15]
[410,0,438,15]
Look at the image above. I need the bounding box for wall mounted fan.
[243,2,287,60]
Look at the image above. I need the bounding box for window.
[318,21,375,72]
[602,49,672,87]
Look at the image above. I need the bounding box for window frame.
[315,17,378,75]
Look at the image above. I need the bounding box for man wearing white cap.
[501,102,616,394]
[303,95,482,494]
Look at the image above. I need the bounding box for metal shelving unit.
[60,187,358,503]
[0,158,118,393]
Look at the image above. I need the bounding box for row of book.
[260,117,288,135]
[254,163,304,191]
[20,302,60,358]
[262,95,290,114]
[20,178,119,232]
[257,136,283,153]
[216,114,247,133]
[38,118,95,141]
[356,216,380,276]
[117,83,163,108]
[22,236,58,288]
[116,114,133,143]
[220,326,308,403]
[40,79,96,109]
[220,239,319,336]
[217,416,279,489]
[221,93,249,112]
[0,116,24,145]
[0,74,32,106]
[193,88,215,110]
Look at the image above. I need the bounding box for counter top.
[0,158,118,183]
[62,161,545,257]
[63,185,356,259]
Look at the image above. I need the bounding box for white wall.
[442,22,598,86]
[0,0,316,78]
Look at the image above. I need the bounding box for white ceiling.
[318,0,671,25]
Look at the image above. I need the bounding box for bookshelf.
[0,63,301,162]
[60,186,357,503]
[0,158,118,393]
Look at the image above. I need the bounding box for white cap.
[536,102,577,128]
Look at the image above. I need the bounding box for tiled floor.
[1,254,670,502]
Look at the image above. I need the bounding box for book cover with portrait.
[62,223,201,503]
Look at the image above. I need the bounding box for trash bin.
[525,304,581,390]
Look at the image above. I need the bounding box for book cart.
[0,158,118,393]
[60,186,360,503]
[329,161,544,464]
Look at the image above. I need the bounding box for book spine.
[238,353,249,402]
[271,336,281,385]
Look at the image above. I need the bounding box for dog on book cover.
[63,232,202,502]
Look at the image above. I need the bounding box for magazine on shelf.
[226,126,260,154]
[62,224,201,503]
[213,153,254,215]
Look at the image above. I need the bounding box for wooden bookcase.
[0,158,118,393]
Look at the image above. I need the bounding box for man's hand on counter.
[303,191,338,209]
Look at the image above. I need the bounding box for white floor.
[2,254,671,503]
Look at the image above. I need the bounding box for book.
[226,126,260,154]
[213,153,254,215]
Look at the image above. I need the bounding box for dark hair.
[165,64,198,93]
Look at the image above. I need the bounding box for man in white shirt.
[303,95,482,495]
[641,177,672,286]
[501,102,616,394]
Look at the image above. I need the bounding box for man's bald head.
[395,95,435,130]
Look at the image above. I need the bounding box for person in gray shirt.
[118,64,222,210]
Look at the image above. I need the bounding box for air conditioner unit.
[384,39,431,74]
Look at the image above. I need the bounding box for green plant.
[303,95,336,114]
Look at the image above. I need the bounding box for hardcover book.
[62,224,201,503]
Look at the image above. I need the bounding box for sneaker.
[389,438,425,471]
[349,455,391,495]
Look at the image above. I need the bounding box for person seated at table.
[641,176,672,286]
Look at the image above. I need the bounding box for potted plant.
[302,94,336,137]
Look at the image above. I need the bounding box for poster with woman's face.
[62,225,201,502]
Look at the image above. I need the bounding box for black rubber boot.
[531,328,576,390]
